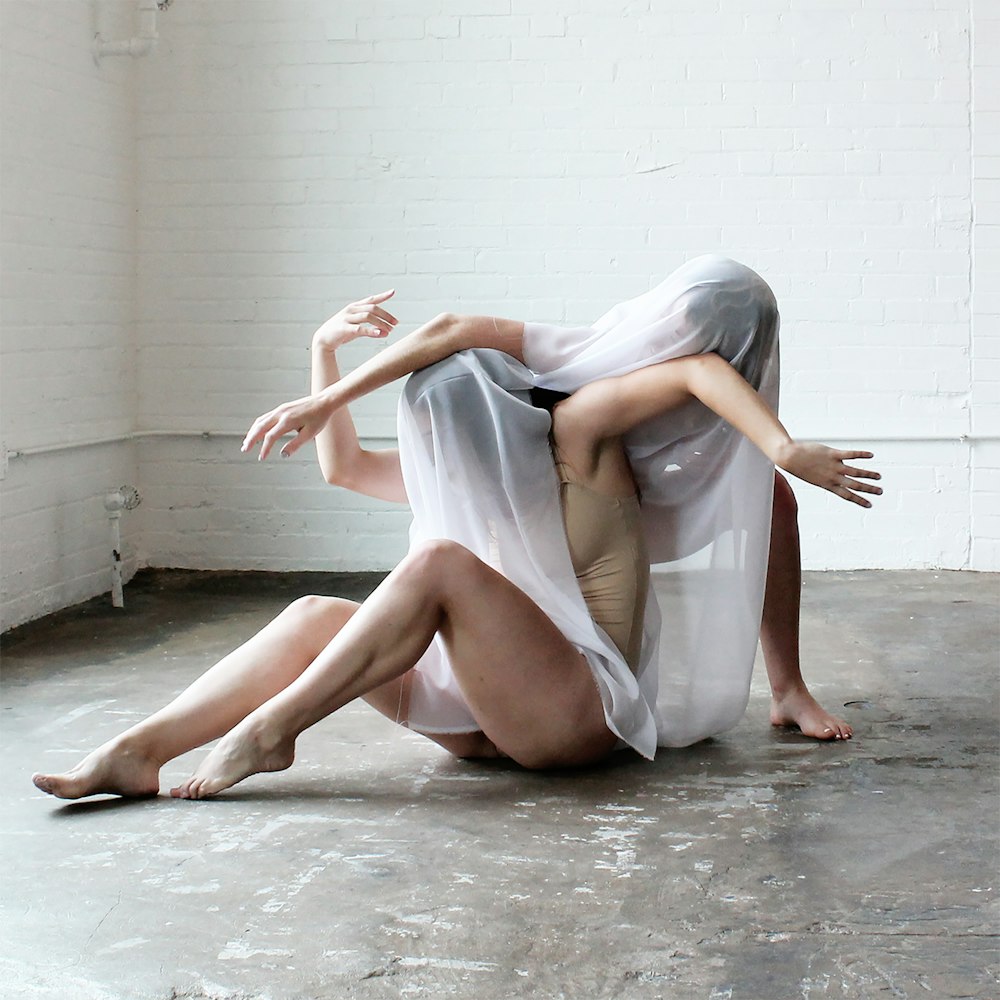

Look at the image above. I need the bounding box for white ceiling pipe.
[93,0,165,61]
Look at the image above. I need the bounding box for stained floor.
[2,569,998,1000]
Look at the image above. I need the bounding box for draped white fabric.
[397,255,780,757]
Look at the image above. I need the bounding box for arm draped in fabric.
[551,353,882,508]
[243,312,525,461]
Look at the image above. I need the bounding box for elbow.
[685,351,727,390]
[321,461,355,490]
[429,311,461,335]
[429,312,471,351]
[690,351,725,374]
[321,466,344,488]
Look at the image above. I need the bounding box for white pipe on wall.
[103,487,141,609]
[9,431,227,459]
[6,431,999,461]
[6,431,401,460]
[104,492,125,608]
[93,0,162,62]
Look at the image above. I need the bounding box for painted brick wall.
[972,0,1000,570]
[0,0,140,630]
[135,0,991,574]
[2,0,996,630]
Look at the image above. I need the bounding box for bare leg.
[762,472,852,740]
[170,539,616,799]
[32,596,363,798]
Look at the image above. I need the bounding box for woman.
[33,257,880,801]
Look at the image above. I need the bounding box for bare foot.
[170,716,294,800]
[770,686,853,741]
[32,738,161,799]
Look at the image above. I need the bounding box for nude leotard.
[553,448,650,673]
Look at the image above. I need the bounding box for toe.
[170,780,193,799]
[32,774,54,794]
[197,778,223,799]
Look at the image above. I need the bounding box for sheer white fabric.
[397,255,780,758]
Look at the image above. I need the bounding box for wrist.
[771,437,798,470]
[316,383,344,410]
[312,332,343,353]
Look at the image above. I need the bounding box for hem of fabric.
[577,642,659,761]
[404,721,483,736]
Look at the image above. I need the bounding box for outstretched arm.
[243,309,525,461]
[553,353,882,507]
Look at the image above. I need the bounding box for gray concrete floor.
[2,569,998,1000]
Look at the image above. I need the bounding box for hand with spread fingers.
[242,291,398,461]
[775,442,882,507]
[313,289,398,351]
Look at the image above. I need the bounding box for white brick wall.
[134,0,991,576]
[1,0,140,630]
[972,0,1000,570]
[137,437,409,572]
[2,0,997,627]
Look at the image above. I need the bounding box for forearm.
[686,355,793,467]
[314,313,457,411]
[243,297,523,466]
[559,353,881,508]
[688,355,882,505]
[310,337,363,484]
[318,313,525,411]
[572,353,792,465]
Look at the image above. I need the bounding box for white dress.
[395,255,780,759]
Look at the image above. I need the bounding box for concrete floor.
[2,569,997,1000]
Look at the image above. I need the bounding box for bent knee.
[403,538,481,580]
[282,594,353,624]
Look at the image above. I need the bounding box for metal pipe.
[104,494,125,608]
[103,487,141,609]
[6,430,999,461]
[7,430,402,459]
[93,0,161,62]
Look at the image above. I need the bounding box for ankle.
[244,710,295,748]
[108,731,167,768]
[769,679,809,702]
